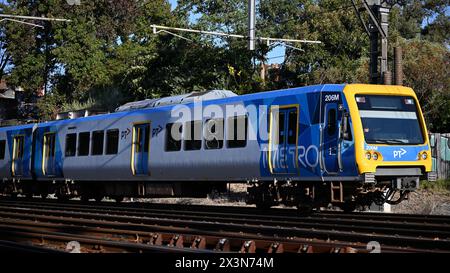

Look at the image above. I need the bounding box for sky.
[0,0,284,64]
[2,0,447,64]
[167,0,285,64]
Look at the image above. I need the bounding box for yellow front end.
[343,84,432,175]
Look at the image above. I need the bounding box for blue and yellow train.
[0,84,435,211]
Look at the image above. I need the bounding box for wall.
[430,133,450,179]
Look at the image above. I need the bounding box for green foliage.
[1,0,449,130]
[401,39,450,132]
[61,97,96,113]
[36,92,66,121]
[421,179,450,192]
[4,0,175,118]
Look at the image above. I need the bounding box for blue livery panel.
[33,126,64,178]
[7,127,33,178]
[256,85,357,180]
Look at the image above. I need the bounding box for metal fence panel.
[430,133,450,180]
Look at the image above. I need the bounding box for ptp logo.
[393,148,407,159]
[67,0,81,5]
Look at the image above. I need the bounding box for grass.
[421,179,450,193]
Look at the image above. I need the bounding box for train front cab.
[343,84,435,205]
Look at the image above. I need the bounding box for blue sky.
[2,0,446,64]
[168,0,285,64]
[0,0,283,64]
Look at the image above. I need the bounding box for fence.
[430,133,450,180]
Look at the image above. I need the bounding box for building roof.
[0,79,16,100]
[0,89,15,99]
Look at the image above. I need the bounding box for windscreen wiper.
[370,139,407,144]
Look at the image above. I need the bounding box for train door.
[42,133,56,176]
[131,123,150,175]
[12,135,25,176]
[269,105,299,174]
[322,102,339,173]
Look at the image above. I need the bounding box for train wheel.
[255,201,272,210]
[114,196,124,203]
[24,194,33,200]
[296,204,313,215]
[56,194,69,202]
[341,202,357,213]
[80,195,90,202]
[94,196,104,202]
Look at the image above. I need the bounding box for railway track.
[0,197,449,253]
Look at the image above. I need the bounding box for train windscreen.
[355,95,425,145]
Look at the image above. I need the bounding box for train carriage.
[0,84,435,211]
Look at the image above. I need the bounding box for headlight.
[418,151,428,160]
[372,153,378,160]
[365,152,372,160]
[421,152,428,160]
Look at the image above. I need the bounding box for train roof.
[0,84,345,131]
[115,89,238,112]
[0,123,35,132]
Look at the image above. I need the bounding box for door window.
[12,135,25,176]
[43,133,56,175]
[269,107,299,174]
[327,109,337,136]
[0,140,6,160]
[132,123,150,175]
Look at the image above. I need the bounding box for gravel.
[392,189,450,215]
[131,184,450,216]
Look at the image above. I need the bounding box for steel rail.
[0,218,380,253]
[0,224,216,253]
[1,198,449,225]
[0,205,449,251]
[0,240,64,253]
[0,204,449,241]
[0,201,449,237]
[0,215,441,253]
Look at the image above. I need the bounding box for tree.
[0,31,12,82]
[2,0,448,131]
[174,0,260,93]
[401,39,449,132]
[0,2,12,82]
[3,0,176,119]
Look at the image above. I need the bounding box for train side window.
[0,140,5,160]
[327,109,337,136]
[287,110,298,145]
[275,112,285,145]
[343,125,353,141]
[143,124,150,153]
[204,118,224,150]
[78,132,90,156]
[65,134,77,157]
[184,121,202,150]
[106,129,119,155]
[43,133,56,158]
[227,115,248,148]
[166,123,182,152]
[92,130,104,155]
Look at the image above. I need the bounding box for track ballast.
[0,197,449,253]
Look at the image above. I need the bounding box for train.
[0,84,436,211]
